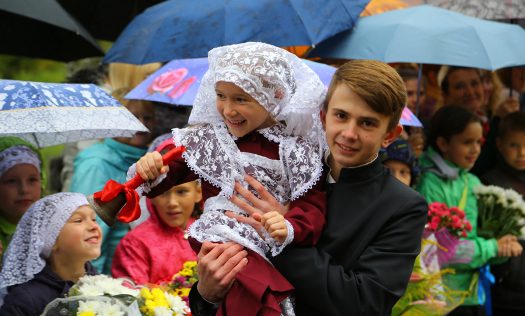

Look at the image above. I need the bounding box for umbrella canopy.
[103,0,370,64]
[424,0,525,20]
[310,5,525,70]
[58,0,164,41]
[126,57,422,127]
[0,0,104,62]
[0,80,148,147]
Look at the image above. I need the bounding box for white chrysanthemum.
[78,300,103,312]
[78,283,104,296]
[505,188,524,205]
[100,304,125,316]
[166,293,188,314]
[153,306,173,316]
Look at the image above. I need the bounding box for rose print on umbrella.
[147,67,197,101]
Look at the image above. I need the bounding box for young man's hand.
[136,151,169,181]
[196,242,248,303]
[497,234,519,257]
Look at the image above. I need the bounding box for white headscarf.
[189,42,326,139]
[0,145,41,179]
[0,192,88,296]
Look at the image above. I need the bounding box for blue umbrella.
[0,80,148,147]
[125,57,422,127]
[310,5,525,70]
[104,0,370,64]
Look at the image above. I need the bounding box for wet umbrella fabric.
[0,0,104,61]
[103,0,370,64]
[0,80,148,147]
[424,0,525,20]
[310,5,525,71]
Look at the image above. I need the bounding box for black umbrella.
[0,0,104,62]
[58,0,164,41]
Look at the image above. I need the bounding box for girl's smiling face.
[438,122,483,169]
[215,81,275,137]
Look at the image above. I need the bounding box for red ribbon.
[93,179,141,223]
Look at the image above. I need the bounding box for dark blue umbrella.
[104,0,370,64]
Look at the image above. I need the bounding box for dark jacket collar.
[337,156,385,183]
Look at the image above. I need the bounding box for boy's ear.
[381,124,403,148]
[436,136,449,154]
[320,109,327,131]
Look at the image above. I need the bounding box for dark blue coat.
[0,262,97,316]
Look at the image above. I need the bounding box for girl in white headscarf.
[132,42,328,316]
[0,192,102,315]
[0,136,44,259]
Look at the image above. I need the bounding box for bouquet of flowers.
[169,260,198,305]
[424,202,473,266]
[474,184,525,239]
[42,275,141,316]
[42,273,192,316]
[392,237,468,316]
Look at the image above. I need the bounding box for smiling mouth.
[85,236,100,243]
[336,142,357,152]
[227,119,246,127]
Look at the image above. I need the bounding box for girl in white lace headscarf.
[0,192,101,314]
[0,136,44,259]
[133,42,327,316]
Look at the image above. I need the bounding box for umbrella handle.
[125,146,186,189]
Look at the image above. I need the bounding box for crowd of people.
[0,41,524,316]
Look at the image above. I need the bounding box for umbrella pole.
[415,63,423,117]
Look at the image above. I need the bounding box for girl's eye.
[235,97,247,103]
[216,93,225,99]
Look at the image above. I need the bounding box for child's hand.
[136,151,169,181]
[261,211,288,244]
[497,234,518,257]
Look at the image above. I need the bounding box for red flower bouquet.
[426,202,472,238]
[424,202,473,266]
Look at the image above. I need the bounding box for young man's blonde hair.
[324,60,407,130]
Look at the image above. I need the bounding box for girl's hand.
[509,240,523,257]
[261,211,288,244]
[136,151,169,181]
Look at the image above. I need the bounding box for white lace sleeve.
[126,163,167,196]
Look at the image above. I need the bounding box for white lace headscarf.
[0,145,41,179]
[189,42,326,139]
[0,193,88,296]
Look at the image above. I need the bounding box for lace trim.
[126,163,167,196]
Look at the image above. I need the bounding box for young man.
[190,60,428,316]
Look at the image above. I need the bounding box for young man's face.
[497,131,525,171]
[443,69,484,113]
[321,84,401,177]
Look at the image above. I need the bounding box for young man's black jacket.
[190,158,428,316]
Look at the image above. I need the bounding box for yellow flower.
[141,287,153,300]
[179,288,190,298]
[183,261,197,269]
[179,268,193,277]
[78,312,96,316]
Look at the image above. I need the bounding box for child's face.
[215,82,275,137]
[404,78,426,113]
[497,131,525,171]
[53,205,102,261]
[0,164,41,224]
[384,160,412,186]
[151,181,202,229]
[438,122,483,169]
[321,84,401,173]
[116,100,155,148]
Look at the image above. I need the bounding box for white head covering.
[0,192,88,293]
[189,42,326,138]
[0,145,41,179]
